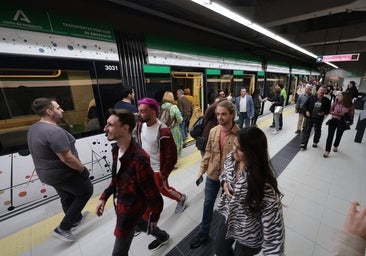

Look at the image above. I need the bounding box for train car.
[0,6,122,220]
[0,2,321,221]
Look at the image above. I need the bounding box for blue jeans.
[53,171,93,230]
[180,116,189,142]
[200,177,221,235]
[238,112,250,129]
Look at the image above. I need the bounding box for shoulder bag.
[274,106,283,114]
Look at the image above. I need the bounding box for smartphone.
[196,175,203,186]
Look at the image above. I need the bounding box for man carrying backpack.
[191,97,225,157]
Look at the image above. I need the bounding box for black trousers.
[301,117,323,147]
[215,214,261,256]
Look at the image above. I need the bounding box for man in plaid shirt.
[96,109,167,255]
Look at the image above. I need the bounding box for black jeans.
[53,171,93,230]
[325,119,345,152]
[215,214,261,256]
[301,117,323,147]
[112,230,135,256]
[112,217,168,256]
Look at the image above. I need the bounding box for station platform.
[1,103,365,256]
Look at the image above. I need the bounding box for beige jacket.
[199,124,239,180]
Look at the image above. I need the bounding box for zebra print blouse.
[217,152,285,255]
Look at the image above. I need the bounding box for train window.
[0,68,98,155]
[262,73,288,99]
[144,73,171,103]
[207,74,233,103]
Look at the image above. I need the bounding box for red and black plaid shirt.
[99,139,163,238]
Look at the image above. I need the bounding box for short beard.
[138,116,150,123]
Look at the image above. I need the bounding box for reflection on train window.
[0,68,99,155]
[259,73,288,98]
[207,74,232,104]
[144,73,171,103]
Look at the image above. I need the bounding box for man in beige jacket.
[190,100,239,249]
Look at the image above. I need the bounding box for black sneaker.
[148,233,169,251]
[312,143,318,148]
[269,125,275,128]
[52,226,75,242]
[190,232,209,249]
[300,143,306,151]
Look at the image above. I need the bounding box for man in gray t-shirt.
[27,97,93,242]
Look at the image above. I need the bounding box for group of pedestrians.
[27,90,188,255]
[296,82,356,159]
[26,80,361,255]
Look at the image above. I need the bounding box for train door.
[264,72,289,104]
[171,71,204,128]
[232,72,256,98]
[143,66,172,103]
[206,69,233,104]
[290,75,299,104]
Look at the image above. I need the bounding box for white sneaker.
[272,130,279,134]
[52,226,75,242]
[175,194,187,214]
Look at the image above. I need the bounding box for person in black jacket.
[268,86,284,134]
[300,86,331,150]
[346,81,359,100]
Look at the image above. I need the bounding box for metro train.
[0,3,320,221]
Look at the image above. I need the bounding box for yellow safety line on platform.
[0,106,295,256]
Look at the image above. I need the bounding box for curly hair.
[138,97,160,114]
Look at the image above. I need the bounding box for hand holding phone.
[226,182,233,192]
[196,175,203,186]
[225,182,234,199]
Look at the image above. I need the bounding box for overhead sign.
[319,53,360,62]
[0,3,116,42]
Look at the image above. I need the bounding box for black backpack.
[190,116,204,139]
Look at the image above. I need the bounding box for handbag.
[274,106,283,114]
[269,104,275,113]
[190,116,204,139]
[337,113,353,130]
[195,136,207,151]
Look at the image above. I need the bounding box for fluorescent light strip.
[191,0,338,69]
[147,48,262,71]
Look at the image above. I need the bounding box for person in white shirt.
[234,88,254,129]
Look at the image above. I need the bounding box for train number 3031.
[104,65,119,71]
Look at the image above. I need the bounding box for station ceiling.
[108,0,366,75]
[10,0,366,76]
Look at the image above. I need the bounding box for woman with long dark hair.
[215,127,285,256]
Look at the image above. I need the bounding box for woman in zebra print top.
[215,127,285,256]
